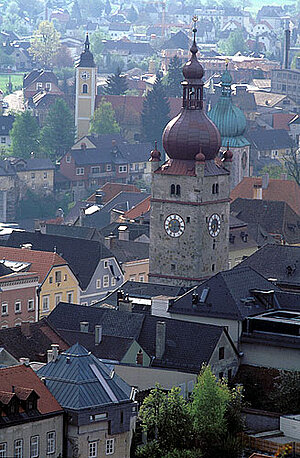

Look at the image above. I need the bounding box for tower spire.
[190,16,198,56]
[84,32,90,51]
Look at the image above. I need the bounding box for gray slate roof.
[246,129,294,151]
[37,343,132,410]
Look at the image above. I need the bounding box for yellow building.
[0,246,79,320]
[75,34,97,140]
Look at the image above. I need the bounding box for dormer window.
[36,82,43,90]
[45,82,51,91]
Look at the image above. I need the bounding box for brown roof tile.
[272,113,295,130]
[123,196,151,219]
[0,365,63,414]
[87,182,141,203]
[231,177,300,215]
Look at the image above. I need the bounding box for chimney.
[80,321,89,333]
[47,349,53,363]
[79,208,85,227]
[95,192,103,205]
[51,344,59,362]
[155,321,166,359]
[118,293,132,312]
[136,349,143,365]
[262,173,269,190]
[95,325,102,345]
[118,225,129,241]
[21,322,31,337]
[104,234,115,249]
[283,20,290,69]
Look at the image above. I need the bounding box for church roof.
[76,33,95,68]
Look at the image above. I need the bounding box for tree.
[52,45,73,69]
[138,385,192,456]
[90,100,120,135]
[29,20,61,68]
[40,99,75,160]
[10,112,40,158]
[218,29,249,55]
[284,148,300,185]
[104,67,128,95]
[90,30,107,67]
[141,75,170,147]
[164,55,183,97]
[271,370,300,414]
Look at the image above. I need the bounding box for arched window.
[212,184,215,194]
[215,183,219,194]
[176,184,181,196]
[170,184,175,196]
[82,84,88,94]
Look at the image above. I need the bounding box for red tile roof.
[87,182,141,203]
[231,177,300,215]
[0,246,67,282]
[272,113,295,130]
[0,365,63,414]
[123,196,151,219]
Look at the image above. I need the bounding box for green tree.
[40,99,75,160]
[104,67,128,95]
[90,30,107,67]
[11,112,40,158]
[218,29,249,55]
[271,370,300,414]
[164,55,183,97]
[141,75,170,147]
[29,20,61,68]
[90,100,120,135]
[138,385,192,456]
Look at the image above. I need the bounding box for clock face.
[81,71,90,80]
[208,213,221,237]
[164,214,185,238]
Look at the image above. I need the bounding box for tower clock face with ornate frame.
[164,214,185,238]
[208,213,221,237]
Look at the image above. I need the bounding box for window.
[67,292,73,303]
[1,303,8,316]
[49,276,53,284]
[211,263,215,272]
[55,271,61,283]
[15,301,21,313]
[44,172,47,179]
[103,275,109,288]
[119,165,127,173]
[106,164,112,172]
[31,184,35,190]
[31,172,35,179]
[36,82,42,90]
[14,439,23,458]
[106,438,115,455]
[96,279,101,289]
[111,277,116,287]
[91,167,100,174]
[76,167,84,175]
[42,296,50,312]
[66,155,71,163]
[186,216,190,223]
[82,84,88,93]
[176,184,181,196]
[170,184,175,195]
[89,442,97,458]
[47,432,55,454]
[45,82,52,91]
[64,274,67,281]
[28,299,34,311]
[30,436,39,458]
[139,275,145,282]
[104,260,108,268]
[219,347,225,360]
[55,294,62,306]
[0,443,7,458]
[1,137,6,144]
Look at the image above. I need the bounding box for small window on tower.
[212,184,215,194]
[171,264,175,271]
[212,264,215,272]
[176,184,181,196]
[82,84,88,94]
[216,183,219,194]
[170,184,175,196]
[187,217,190,223]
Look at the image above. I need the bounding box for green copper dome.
[208,67,250,148]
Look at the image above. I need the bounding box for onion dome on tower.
[208,64,249,148]
[162,21,221,162]
[76,33,96,68]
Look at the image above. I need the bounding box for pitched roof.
[12,158,55,171]
[231,177,300,215]
[231,198,300,244]
[160,31,189,50]
[6,231,113,290]
[123,196,151,220]
[87,182,141,203]
[0,246,66,282]
[45,224,103,242]
[253,92,291,108]
[234,244,300,288]
[37,343,133,410]
[0,365,63,414]
[169,266,281,321]
[0,319,69,363]
[108,239,149,263]
[272,113,295,130]
[100,222,149,241]
[47,302,228,373]
[246,128,294,150]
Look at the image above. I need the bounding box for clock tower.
[149,23,231,287]
[75,33,97,140]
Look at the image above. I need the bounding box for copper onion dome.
[162,21,221,162]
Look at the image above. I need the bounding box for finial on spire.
[150,140,161,162]
[85,32,90,51]
[190,16,198,55]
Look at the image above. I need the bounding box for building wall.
[280,415,300,440]
[149,163,230,286]
[121,340,151,367]
[229,244,258,268]
[17,169,54,194]
[241,341,300,371]
[208,333,240,379]
[75,66,97,140]
[0,276,39,328]
[40,265,79,319]
[0,414,64,458]
[0,175,17,222]
[124,259,149,282]
[220,145,250,190]
[80,257,124,306]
